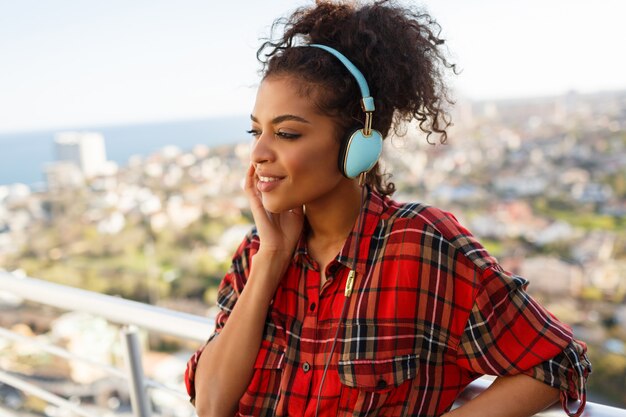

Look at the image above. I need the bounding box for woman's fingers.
[243,163,304,253]
[244,163,266,218]
[243,163,257,197]
[244,164,281,238]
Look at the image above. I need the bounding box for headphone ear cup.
[337,129,356,177]
[340,129,383,179]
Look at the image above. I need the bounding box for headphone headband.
[307,43,383,179]
[308,44,375,112]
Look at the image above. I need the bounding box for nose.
[250,130,274,165]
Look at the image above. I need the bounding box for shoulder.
[242,226,260,249]
[380,195,469,241]
[378,193,498,271]
[229,226,260,270]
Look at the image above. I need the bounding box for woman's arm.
[193,250,290,417]
[453,260,590,417]
[443,374,559,417]
[193,164,304,416]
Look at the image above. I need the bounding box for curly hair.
[256,0,456,196]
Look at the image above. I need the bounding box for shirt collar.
[336,186,383,275]
[293,186,384,275]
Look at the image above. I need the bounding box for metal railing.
[0,271,625,417]
[0,271,207,417]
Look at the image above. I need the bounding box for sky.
[0,0,625,134]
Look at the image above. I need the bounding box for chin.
[260,194,294,214]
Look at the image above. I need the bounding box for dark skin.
[192,77,560,417]
[193,77,363,417]
[442,374,559,417]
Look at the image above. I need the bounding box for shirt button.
[309,302,316,312]
[376,379,387,389]
[302,362,311,373]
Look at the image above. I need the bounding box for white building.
[54,131,109,178]
[44,161,84,190]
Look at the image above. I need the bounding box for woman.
[185,1,591,416]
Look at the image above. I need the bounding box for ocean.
[0,115,250,187]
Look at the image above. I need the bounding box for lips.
[256,172,286,192]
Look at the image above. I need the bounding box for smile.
[256,175,285,192]
[258,176,282,182]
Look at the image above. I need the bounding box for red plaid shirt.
[185,189,591,416]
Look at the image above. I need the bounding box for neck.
[305,180,364,244]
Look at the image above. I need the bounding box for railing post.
[121,325,152,417]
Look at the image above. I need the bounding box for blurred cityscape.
[0,89,625,414]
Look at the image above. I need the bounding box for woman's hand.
[244,163,304,266]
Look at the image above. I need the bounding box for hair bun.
[257,0,457,195]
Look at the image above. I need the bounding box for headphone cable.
[314,181,367,417]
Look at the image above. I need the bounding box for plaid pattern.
[185,189,591,416]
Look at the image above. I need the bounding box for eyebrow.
[250,114,312,125]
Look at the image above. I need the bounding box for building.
[54,131,109,178]
[44,160,85,190]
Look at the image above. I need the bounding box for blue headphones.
[309,44,383,179]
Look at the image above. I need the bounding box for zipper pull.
[345,270,356,297]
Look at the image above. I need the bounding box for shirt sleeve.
[183,229,258,404]
[456,264,591,417]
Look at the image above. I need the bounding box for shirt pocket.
[337,353,420,392]
[238,341,285,417]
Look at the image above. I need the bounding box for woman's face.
[249,76,351,213]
